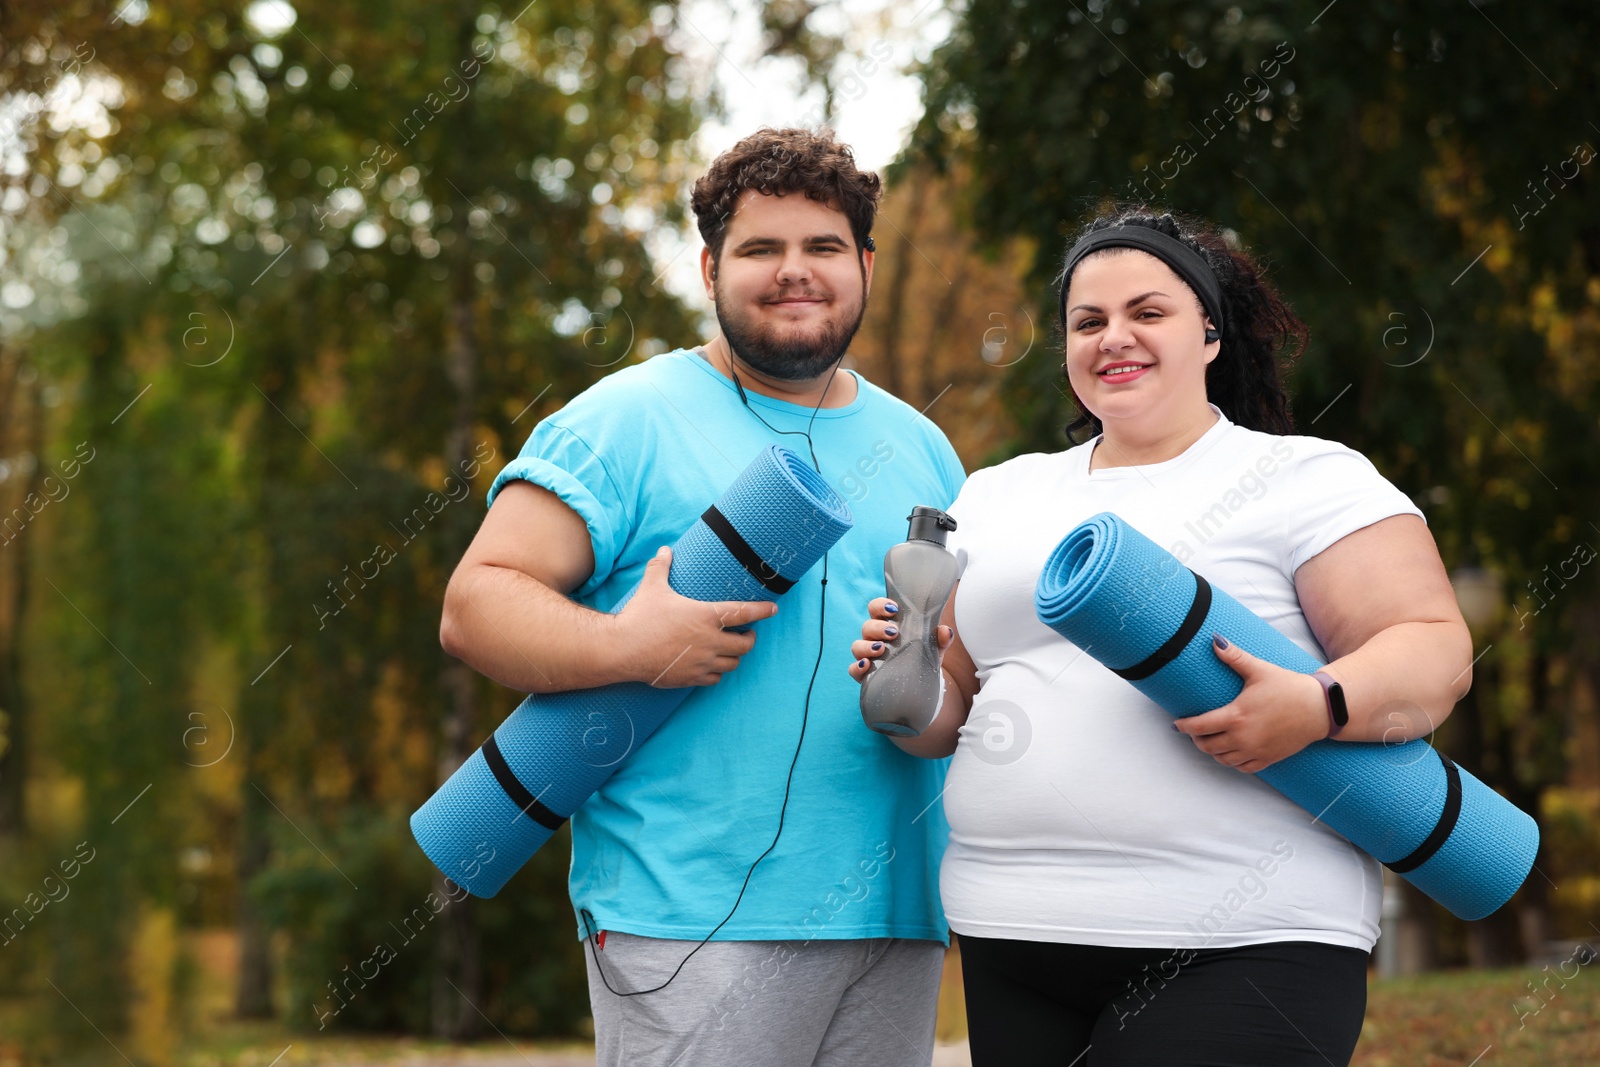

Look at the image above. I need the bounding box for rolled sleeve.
[487,423,630,597]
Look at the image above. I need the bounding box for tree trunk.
[1511,649,1555,963]
[1571,596,1600,790]
[431,17,484,1033]
[235,360,299,1021]
[1466,906,1525,969]
[873,171,932,400]
[430,664,481,1039]
[1393,877,1437,975]
[232,305,314,1021]
[1455,651,1529,967]
[234,786,276,1018]
[430,270,483,1040]
[0,357,40,837]
[918,254,966,410]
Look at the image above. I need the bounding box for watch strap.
[1313,670,1348,738]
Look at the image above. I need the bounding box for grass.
[1352,965,1600,1066]
[8,941,1598,1065]
[172,1025,595,1067]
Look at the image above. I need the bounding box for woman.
[847,210,1472,1066]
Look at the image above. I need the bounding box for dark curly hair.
[691,127,882,262]
[1057,208,1304,442]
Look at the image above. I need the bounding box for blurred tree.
[0,349,44,837]
[845,162,1032,469]
[1,0,703,1050]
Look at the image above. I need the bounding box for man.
[440,127,964,1066]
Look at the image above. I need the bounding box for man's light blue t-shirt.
[487,349,966,943]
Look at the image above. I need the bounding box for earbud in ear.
[864,236,876,252]
[1204,327,1221,344]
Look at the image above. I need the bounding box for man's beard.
[713,281,867,382]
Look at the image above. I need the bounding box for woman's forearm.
[889,665,974,759]
[1322,618,1475,743]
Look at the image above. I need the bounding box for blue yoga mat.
[1033,512,1537,921]
[412,445,854,897]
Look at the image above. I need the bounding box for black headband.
[1057,226,1225,336]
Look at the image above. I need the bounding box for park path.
[323,1040,973,1066]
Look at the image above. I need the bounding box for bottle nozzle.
[906,506,957,546]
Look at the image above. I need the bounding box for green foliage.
[252,808,584,1036]
[2,0,704,1046]
[1542,787,1600,930]
[907,11,1600,644]
[908,0,1600,587]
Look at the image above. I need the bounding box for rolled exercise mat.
[412,445,853,897]
[1033,512,1537,921]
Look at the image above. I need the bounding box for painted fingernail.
[884,602,899,614]
[857,658,869,668]
[883,626,898,637]
[871,642,883,651]
[1213,633,1230,650]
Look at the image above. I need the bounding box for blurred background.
[0,0,1597,1063]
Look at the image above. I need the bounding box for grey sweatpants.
[583,931,946,1067]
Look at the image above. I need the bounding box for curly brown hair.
[691,127,883,262]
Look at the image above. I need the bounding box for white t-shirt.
[940,403,1424,951]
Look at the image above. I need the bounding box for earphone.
[582,349,843,997]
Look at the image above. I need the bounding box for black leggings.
[959,935,1368,1067]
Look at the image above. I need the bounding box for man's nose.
[775,249,813,286]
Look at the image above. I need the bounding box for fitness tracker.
[1313,670,1349,738]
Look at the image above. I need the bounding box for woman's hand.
[848,585,976,759]
[1173,634,1328,774]
[845,597,954,683]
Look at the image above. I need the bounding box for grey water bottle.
[860,506,959,737]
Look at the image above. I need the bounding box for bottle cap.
[906,506,957,546]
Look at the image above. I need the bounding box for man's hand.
[615,546,778,688]
[442,482,774,695]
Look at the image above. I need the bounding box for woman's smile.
[1097,361,1153,383]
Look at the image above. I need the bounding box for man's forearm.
[441,563,634,694]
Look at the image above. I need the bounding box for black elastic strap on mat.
[1386,752,1462,874]
[482,735,567,831]
[1113,572,1213,681]
[701,505,795,595]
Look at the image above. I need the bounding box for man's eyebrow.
[1068,291,1171,314]
[730,233,850,251]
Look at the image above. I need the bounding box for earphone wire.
[582,351,844,996]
